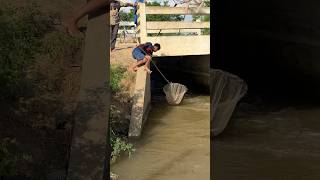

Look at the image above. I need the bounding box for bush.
[0,2,82,101]
[110,132,134,164]
[109,105,135,164]
[110,65,127,92]
[0,138,32,177]
[0,2,54,99]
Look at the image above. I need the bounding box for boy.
[130,42,161,74]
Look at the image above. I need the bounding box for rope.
[151,60,171,84]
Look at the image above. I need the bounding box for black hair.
[154,43,161,50]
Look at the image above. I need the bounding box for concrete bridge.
[129,4,210,138]
[136,3,210,56]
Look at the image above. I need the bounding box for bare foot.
[144,67,152,74]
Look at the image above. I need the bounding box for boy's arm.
[67,0,107,36]
[73,0,106,22]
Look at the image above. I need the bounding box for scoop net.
[163,83,188,105]
[138,46,188,105]
[211,69,248,136]
[151,60,188,105]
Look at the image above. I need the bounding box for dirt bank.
[0,1,84,179]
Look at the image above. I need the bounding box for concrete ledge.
[148,35,210,56]
[147,21,210,30]
[145,6,210,15]
[128,67,151,138]
[67,10,109,180]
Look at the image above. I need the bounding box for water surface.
[112,94,210,180]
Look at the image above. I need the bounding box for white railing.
[135,4,210,56]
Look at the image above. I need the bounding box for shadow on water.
[212,66,320,180]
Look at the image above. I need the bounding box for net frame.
[163,82,188,105]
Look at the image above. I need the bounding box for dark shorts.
[132,48,145,61]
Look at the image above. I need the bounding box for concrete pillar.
[128,67,151,138]
[67,9,109,180]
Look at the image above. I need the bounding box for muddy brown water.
[111,94,210,180]
[213,101,320,180]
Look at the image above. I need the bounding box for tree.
[119,9,134,22]
[146,1,184,21]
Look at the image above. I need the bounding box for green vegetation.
[0,3,52,99]
[0,2,82,177]
[119,1,183,22]
[146,1,184,21]
[0,138,32,177]
[119,9,135,22]
[110,65,127,92]
[110,129,134,163]
[0,2,82,100]
[110,65,135,164]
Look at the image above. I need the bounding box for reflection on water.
[213,101,320,180]
[112,94,210,180]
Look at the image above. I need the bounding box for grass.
[110,64,135,164]
[0,138,32,177]
[0,2,82,100]
[110,64,127,92]
[0,2,82,178]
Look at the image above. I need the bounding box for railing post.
[138,2,147,43]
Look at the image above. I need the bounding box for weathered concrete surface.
[147,21,210,30]
[149,36,210,56]
[147,29,202,34]
[67,10,109,180]
[128,67,151,138]
[145,6,210,15]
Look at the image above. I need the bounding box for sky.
[120,0,193,21]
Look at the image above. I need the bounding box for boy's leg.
[67,0,107,36]
[144,58,152,74]
[182,0,192,14]
[129,59,147,71]
[185,1,190,14]
[130,54,151,71]
[196,0,204,13]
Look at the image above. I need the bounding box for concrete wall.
[128,67,151,138]
[148,36,210,56]
[153,55,210,92]
[67,9,109,180]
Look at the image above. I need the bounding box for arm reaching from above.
[67,0,107,36]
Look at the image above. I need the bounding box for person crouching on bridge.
[130,42,160,74]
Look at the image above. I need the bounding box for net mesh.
[211,69,248,136]
[163,83,188,105]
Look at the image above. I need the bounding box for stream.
[111,93,210,180]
